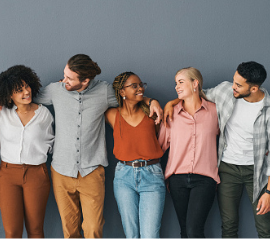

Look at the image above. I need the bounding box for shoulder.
[91,79,112,88]
[88,79,114,94]
[45,82,61,89]
[204,100,216,109]
[105,107,118,127]
[42,82,62,94]
[38,104,54,120]
[262,88,270,106]
[214,81,232,91]
[105,107,118,117]
[204,100,218,115]
[0,106,9,117]
[173,101,182,115]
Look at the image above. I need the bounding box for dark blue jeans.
[169,174,217,238]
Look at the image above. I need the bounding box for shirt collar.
[61,79,97,95]
[176,98,209,114]
[12,104,41,113]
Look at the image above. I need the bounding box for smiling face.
[10,81,32,106]
[62,64,89,92]
[175,71,195,100]
[121,75,145,103]
[232,71,252,99]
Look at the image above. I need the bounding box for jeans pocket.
[115,162,125,172]
[147,163,164,176]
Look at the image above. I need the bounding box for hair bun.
[93,62,101,75]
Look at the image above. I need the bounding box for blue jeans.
[169,174,217,238]
[113,161,166,238]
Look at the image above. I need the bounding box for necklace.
[17,104,32,114]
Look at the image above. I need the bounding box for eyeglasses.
[122,82,147,90]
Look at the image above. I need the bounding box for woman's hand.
[163,98,180,127]
[149,100,163,125]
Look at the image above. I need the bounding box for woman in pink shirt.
[158,67,220,238]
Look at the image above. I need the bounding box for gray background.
[0,0,270,237]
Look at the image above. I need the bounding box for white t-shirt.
[222,97,264,165]
[0,104,54,165]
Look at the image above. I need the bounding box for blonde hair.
[175,67,207,101]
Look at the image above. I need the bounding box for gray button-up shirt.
[205,81,270,202]
[35,79,118,178]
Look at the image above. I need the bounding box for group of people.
[0,54,269,238]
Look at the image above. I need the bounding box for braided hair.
[113,71,153,119]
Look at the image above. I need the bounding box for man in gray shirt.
[35,54,162,238]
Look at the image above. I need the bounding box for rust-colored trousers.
[51,166,105,238]
[0,162,50,238]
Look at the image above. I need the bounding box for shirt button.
[78,125,80,127]
[77,150,79,152]
[79,112,81,115]
[77,138,79,140]
[79,101,82,103]
[77,161,79,164]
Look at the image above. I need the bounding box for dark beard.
[234,91,251,99]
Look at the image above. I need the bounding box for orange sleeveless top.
[113,110,164,161]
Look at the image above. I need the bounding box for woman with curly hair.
[105,72,166,238]
[0,65,54,238]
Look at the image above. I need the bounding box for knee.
[221,219,239,238]
[83,219,104,238]
[5,229,23,238]
[186,225,204,238]
[26,224,44,238]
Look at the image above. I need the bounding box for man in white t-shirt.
[164,61,270,237]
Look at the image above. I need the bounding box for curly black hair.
[0,65,42,108]
[237,61,267,87]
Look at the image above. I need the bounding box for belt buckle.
[132,160,143,168]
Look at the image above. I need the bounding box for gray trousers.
[217,161,270,238]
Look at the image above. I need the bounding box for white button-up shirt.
[0,104,54,165]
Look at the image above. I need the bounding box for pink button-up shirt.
[158,99,220,183]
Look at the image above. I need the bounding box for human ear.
[82,78,90,86]
[193,79,199,89]
[250,85,259,93]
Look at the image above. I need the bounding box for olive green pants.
[217,161,270,238]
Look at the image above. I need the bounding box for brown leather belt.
[119,158,160,168]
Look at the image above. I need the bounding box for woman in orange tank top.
[105,72,166,238]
